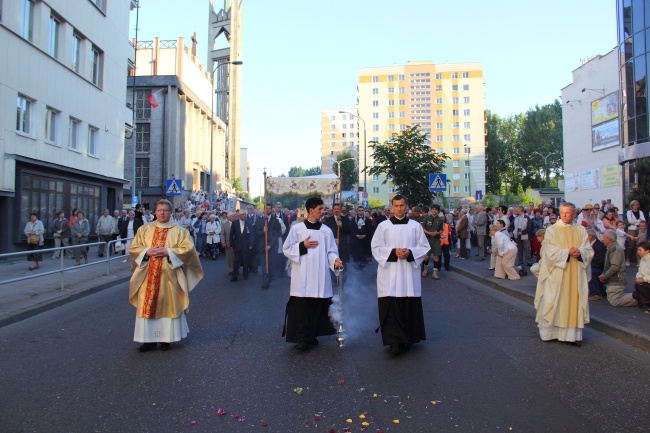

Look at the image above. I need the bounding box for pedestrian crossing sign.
[428,173,446,192]
[165,179,183,196]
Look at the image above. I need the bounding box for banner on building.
[602,164,620,187]
[591,92,619,126]
[592,119,619,152]
[565,173,580,192]
[580,169,600,190]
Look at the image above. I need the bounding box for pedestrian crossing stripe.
[166,179,181,195]
[430,175,445,189]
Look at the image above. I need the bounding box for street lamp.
[338,110,367,195]
[322,156,355,204]
[210,60,242,209]
[464,144,471,199]
[532,151,557,188]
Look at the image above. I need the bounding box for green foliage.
[334,151,358,191]
[287,166,321,177]
[365,125,448,207]
[628,158,650,215]
[368,195,386,209]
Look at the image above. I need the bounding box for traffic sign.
[165,178,183,196]
[428,173,446,192]
[131,196,138,206]
[475,190,483,201]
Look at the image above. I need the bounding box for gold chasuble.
[129,221,204,319]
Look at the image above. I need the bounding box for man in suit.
[456,209,469,259]
[323,202,351,263]
[351,206,371,267]
[587,229,608,300]
[513,206,532,275]
[246,204,261,274]
[221,212,235,276]
[229,210,255,281]
[272,202,288,274]
[117,210,129,256]
[257,203,284,279]
[473,205,488,261]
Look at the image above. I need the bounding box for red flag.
[147,92,158,108]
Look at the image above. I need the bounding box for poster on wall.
[592,119,620,151]
[565,173,580,192]
[591,92,619,126]
[602,164,620,187]
[580,169,600,190]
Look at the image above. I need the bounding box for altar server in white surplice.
[282,197,343,351]
[372,194,430,355]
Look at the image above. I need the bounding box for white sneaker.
[432,269,439,280]
[421,268,428,277]
[122,259,128,263]
[626,261,631,267]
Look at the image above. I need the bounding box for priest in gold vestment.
[534,203,594,346]
[129,199,204,352]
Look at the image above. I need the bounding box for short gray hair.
[602,229,617,242]
[586,229,597,238]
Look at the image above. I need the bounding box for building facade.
[617,0,650,209]
[126,37,226,211]
[0,0,133,252]
[358,61,486,205]
[320,108,359,180]
[561,50,623,210]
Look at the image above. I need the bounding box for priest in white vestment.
[534,202,593,346]
[283,197,343,351]
[129,199,204,352]
[371,195,430,355]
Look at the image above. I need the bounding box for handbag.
[28,234,40,245]
[114,236,125,252]
[53,232,61,238]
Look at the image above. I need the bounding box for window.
[373,137,379,142]
[388,75,394,82]
[349,124,354,128]
[464,134,471,141]
[452,85,458,91]
[45,107,58,143]
[464,186,469,193]
[436,98,442,104]
[436,135,443,142]
[330,133,335,138]
[465,160,470,167]
[388,88,394,94]
[464,173,469,180]
[388,100,395,106]
[462,72,469,78]
[452,97,459,104]
[88,126,98,156]
[399,124,406,131]
[372,88,379,94]
[463,97,470,103]
[464,122,471,128]
[91,46,103,86]
[330,142,335,147]
[452,109,459,116]
[342,133,346,138]
[91,0,106,12]
[453,161,459,167]
[372,175,379,181]
[342,124,347,129]
[342,115,347,120]
[68,118,79,150]
[372,112,379,119]
[372,100,379,107]
[453,174,460,180]
[435,85,442,91]
[399,112,405,118]
[453,135,459,142]
[330,124,336,130]
[136,158,150,187]
[398,87,404,93]
[135,123,150,151]
[464,146,470,154]
[451,72,458,79]
[453,122,459,128]
[388,125,395,131]
[372,187,379,194]
[453,186,460,193]
[463,109,471,116]
[49,15,60,58]
[72,33,81,72]
[21,0,34,41]
[16,95,32,134]
[342,141,347,146]
[436,148,444,154]
[436,123,443,129]
[331,115,335,121]
[135,90,154,119]
[436,110,443,116]
[330,151,334,155]
[453,147,460,154]
[388,187,395,193]
[372,125,379,131]
[398,74,404,81]
[435,73,442,79]
[399,99,405,106]
[372,76,378,82]
[388,112,395,118]
[463,84,470,91]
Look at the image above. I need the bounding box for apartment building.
[320,108,359,180]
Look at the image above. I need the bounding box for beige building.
[358,61,486,205]
[0,0,133,252]
[126,37,226,210]
[320,108,359,181]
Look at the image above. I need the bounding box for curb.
[451,265,650,353]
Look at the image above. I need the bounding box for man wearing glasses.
[128,199,204,353]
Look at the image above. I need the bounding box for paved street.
[1,257,650,433]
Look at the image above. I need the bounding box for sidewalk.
[450,251,650,352]
[0,250,132,328]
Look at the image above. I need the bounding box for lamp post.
[323,156,355,203]
[464,144,471,199]
[210,60,242,209]
[532,151,557,188]
[338,110,366,195]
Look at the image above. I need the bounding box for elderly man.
[587,229,608,301]
[513,206,532,274]
[220,212,235,276]
[473,205,488,261]
[534,202,593,346]
[96,209,114,257]
[598,229,637,307]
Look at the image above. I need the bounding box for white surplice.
[371,218,430,297]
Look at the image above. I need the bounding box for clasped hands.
[395,247,410,259]
[146,246,169,258]
[568,247,581,259]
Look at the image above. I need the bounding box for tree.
[231,177,251,201]
[364,125,448,206]
[519,101,563,189]
[333,150,358,191]
[368,195,386,209]
[304,166,321,176]
[287,166,321,177]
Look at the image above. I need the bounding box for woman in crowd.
[24,212,44,270]
[530,228,546,278]
[439,212,451,271]
[632,241,650,313]
[489,221,520,280]
[626,200,646,266]
[71,210,90,266]
[205,214,222,260]
[602,208,619,230]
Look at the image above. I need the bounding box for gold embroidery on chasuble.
[141,227,169,318]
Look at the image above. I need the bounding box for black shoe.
[243,274,249,280]
[160,343,171,351]
[230,276,238,282]
[569,341,582,347]
[98,254,103,257]
[388,344,401,355]
[296,341,309,351]
[138,343,157,352]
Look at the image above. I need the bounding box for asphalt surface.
[1,254,650,433]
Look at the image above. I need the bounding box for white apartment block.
[358,61,486,205]
[320,108,359,180]
[0,0,133,252]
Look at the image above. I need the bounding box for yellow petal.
[362,422,369,426]
[393,419,400,424]
[346,419,352,423]
[372,393,378,398]
[430,401,437,405]
[359,414,366,419]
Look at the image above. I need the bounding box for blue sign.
[475,190,483,201]
[428,173,447,192]
[131,196,138,206]
[165,179,183,196]
[362,200,369,208]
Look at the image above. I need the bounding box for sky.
[131,0,617,196]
